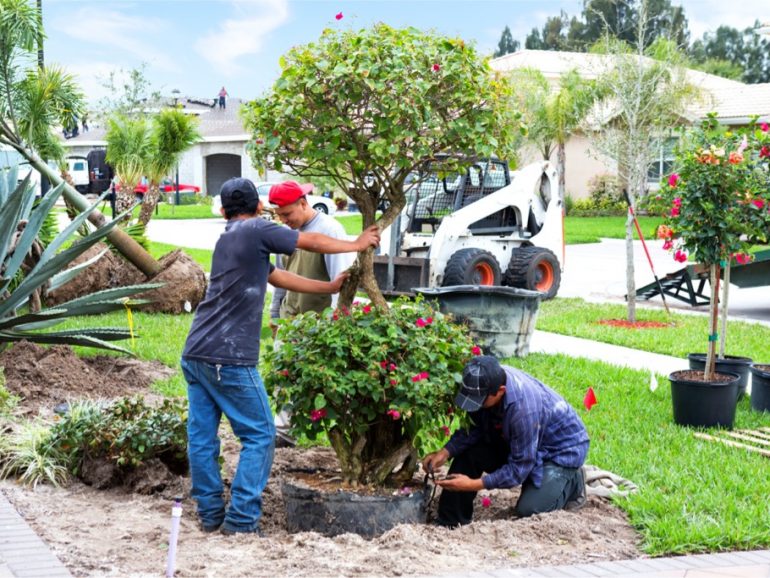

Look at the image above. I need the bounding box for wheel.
[503,247,561,299]
[441,248,501,286]
[313,203,329,214]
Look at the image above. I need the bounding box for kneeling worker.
[422,355,589,527]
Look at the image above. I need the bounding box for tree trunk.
[705,264,720,381]
[625,211,636,323]
[557,141,566,201]
[719,261,731,359]
[25,150,161,277]
[138,183,161,226]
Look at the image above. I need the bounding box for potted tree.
[265,297,478,536]
[657,115,770,427]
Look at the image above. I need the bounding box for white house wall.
[517,135,616,200]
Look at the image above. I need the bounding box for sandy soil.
[0,342,643,577]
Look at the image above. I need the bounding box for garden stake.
[165,497,183,578]
[623,191,671,315]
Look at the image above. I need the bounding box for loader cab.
[406,158,514,234]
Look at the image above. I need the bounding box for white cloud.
[50,7,175,71]
[195,0,290,76]
[677,0,769,39]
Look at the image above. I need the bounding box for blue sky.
[41,0,769,104]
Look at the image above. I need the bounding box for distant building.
[60,97,282,196]
[489,49,769,199]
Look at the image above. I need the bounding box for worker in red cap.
[268,180,356,446]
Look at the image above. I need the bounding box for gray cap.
[455,355,506,412]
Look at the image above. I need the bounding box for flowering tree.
[242,23,523,309]
[265,297,478,488]
[655,115,770,379]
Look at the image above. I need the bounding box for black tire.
[313,203,329,214]
[441,248,501,287]
[503,246,561,299]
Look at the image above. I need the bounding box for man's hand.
[328,271,350,293]
[355,225,381,251]
[422,448,450,475]
[435,474,484,492]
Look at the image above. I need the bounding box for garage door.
[206,153,241,196]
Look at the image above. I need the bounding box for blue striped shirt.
[444,366,589,490]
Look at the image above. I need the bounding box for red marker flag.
[583,387,597,411]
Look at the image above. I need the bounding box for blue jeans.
[181,359,275,532]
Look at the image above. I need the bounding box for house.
[61,97,281,196]
[489,49,769,199]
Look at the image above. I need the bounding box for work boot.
[565,466,587,511]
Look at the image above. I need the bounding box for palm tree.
[0,0,161,277]
[509,68,596,200]
[105,115,152,217]
[138,108,200,225]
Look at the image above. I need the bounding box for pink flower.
[432,63,440,72]
[335,12,343,20]
[380,360,388,368]
[280,369,289,377]
[674,250,688,263]
[760,146,770,159]
[669,206,680,217]
[667,173,680,187]
[471,345,482,356]
[662,240,673,251]
[389,378,397,386]
[415,318,428,328]
[481,496,492,508]
[761,123,769,132]
[440,425,451,437]
[389,363,397,371]
[332,312,339,321]
[309,408,327,422]
[737,135,749,154]
[255,138,264,145]
[411,371,429,382]
[728,151,743,164]
[363,305,372,314]
[752,199,765,209]
[672,197,682,207]
[426,317,433,325]
[734,253,752,265]
[387,409,401,420]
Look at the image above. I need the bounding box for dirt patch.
[0,341,174,416]
[598,319,672,329]
[670,369,739,384]
[2,444,642,578]
[0,343,644,576]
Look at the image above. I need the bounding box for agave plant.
[0,170,161,354]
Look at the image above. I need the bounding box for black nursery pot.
[687,353,753,400]
[750,364,770,413]
[669,369,740,429]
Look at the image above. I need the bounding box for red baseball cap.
[268,181,314,207]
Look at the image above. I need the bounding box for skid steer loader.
[374,158,563,299]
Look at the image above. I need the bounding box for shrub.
[265,296,478,488]
[571,174,627,216]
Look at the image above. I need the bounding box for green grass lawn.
[509,352,770,555]
[538,298,770,363]
[564,215,663,244]
[146,203,218,220]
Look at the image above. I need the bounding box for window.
[647,137,677,183]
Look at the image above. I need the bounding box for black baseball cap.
[455,355,506,412]
[219,177,259,211]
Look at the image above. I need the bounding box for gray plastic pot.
[414,284,542,357]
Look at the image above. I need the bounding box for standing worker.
[268,180,356,446]
[218,86,228,109]
[181,177,380,536]
[422,355,589,527]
